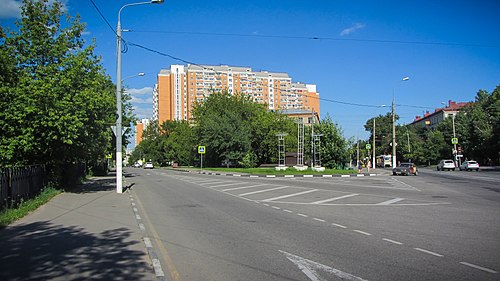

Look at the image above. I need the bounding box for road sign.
[365,144,371,150]
[451,137,458,145]
[198,146,206,154]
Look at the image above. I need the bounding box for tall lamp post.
[442,101,458,167]
[392,76,409,168]
[116,0,164,194]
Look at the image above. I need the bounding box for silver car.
[459,160,480,171]
[437,159,455,171]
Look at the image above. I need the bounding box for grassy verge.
[0,187,62,228]
[175,167,357,175]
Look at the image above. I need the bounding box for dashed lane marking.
[382,238,403,245]
[414,247,444,257]
[353,230,372,236]
[459,262,498,274]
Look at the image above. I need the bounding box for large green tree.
[0,0,116,183]
[315,114,350,169]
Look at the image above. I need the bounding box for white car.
[437,159,455,171]
[459,160,480,171]
[143,162,154,169]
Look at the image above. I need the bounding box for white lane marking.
[207,182,242,188]
[310,193,359,204]
[135,214,141,220]
[313,218,326,222]
[303,175,313,178]
[152,258,165,277]
[376,197,405,205]
[280,250,368,281]
[332,223,347,229]
[341,175,350,178]
[133,207,138,213]
[199,181,229,186]
[272,206,281,210]
[139,223,145,231]
[297,213,309,217]
[284,175,294,178]
[263,203,270,206]
[131,202,136,206]
[283,209,293,213]
[391,177,421,191]
[382,238,403,245]
[414,248,443,257]
[459,262,498,274]
[143,237,153,248]
[239,186,289,196]
[222,184,268,191]
[262,189,318,202]
[353,230,372,236]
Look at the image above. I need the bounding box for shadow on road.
[0,221,151,280]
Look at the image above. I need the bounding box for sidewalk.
[0,175,155,281]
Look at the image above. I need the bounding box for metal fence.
[0,165,47,211]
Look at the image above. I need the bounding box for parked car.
[437,160,455,171]
[459,160,480,171]
[132,162,142,168]
[393,162,418,176]
[143,162,154,169]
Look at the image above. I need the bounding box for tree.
[315,114,350,169]
[364,112,396,157]
[0,0,116,184]
[193,90,262,167]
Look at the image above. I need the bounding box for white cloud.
[132,106,152,120]
[340,23,365,36]
[130,96,153,104]
[0,0,68,19]
[0,0,21,19]
[126,87,153,95]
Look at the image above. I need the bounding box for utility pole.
[372,118,376,169]
[392,95,397,168]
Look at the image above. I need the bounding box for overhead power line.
[87,0,435,110]
[130,30,500,49]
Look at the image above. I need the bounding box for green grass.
[0,187,62,228]
[181,167,357,175]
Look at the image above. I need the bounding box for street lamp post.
[392,76,409,168]
[116,0,164,194]
[442,101,458,167]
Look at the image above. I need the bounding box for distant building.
[153,64,320,124]
[411,100,471,128]
[135,119,150,146]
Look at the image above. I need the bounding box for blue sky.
[2,0,499,146]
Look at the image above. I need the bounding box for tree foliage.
[364,86,500,166]
[0,0,117,183]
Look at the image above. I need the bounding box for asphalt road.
[126,167,500,281]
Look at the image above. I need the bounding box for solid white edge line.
[382,238,403,245]
[414,247,443,257]
[460,262,498,274]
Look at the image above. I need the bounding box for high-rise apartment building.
[135,118,150,146]
[153,64,320,125]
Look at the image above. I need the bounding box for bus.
[376,155,392,167]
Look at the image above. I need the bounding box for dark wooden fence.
[0,165,47,211]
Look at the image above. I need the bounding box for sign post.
[198,146,206,171]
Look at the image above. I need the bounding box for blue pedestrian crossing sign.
[198,146,206,154]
